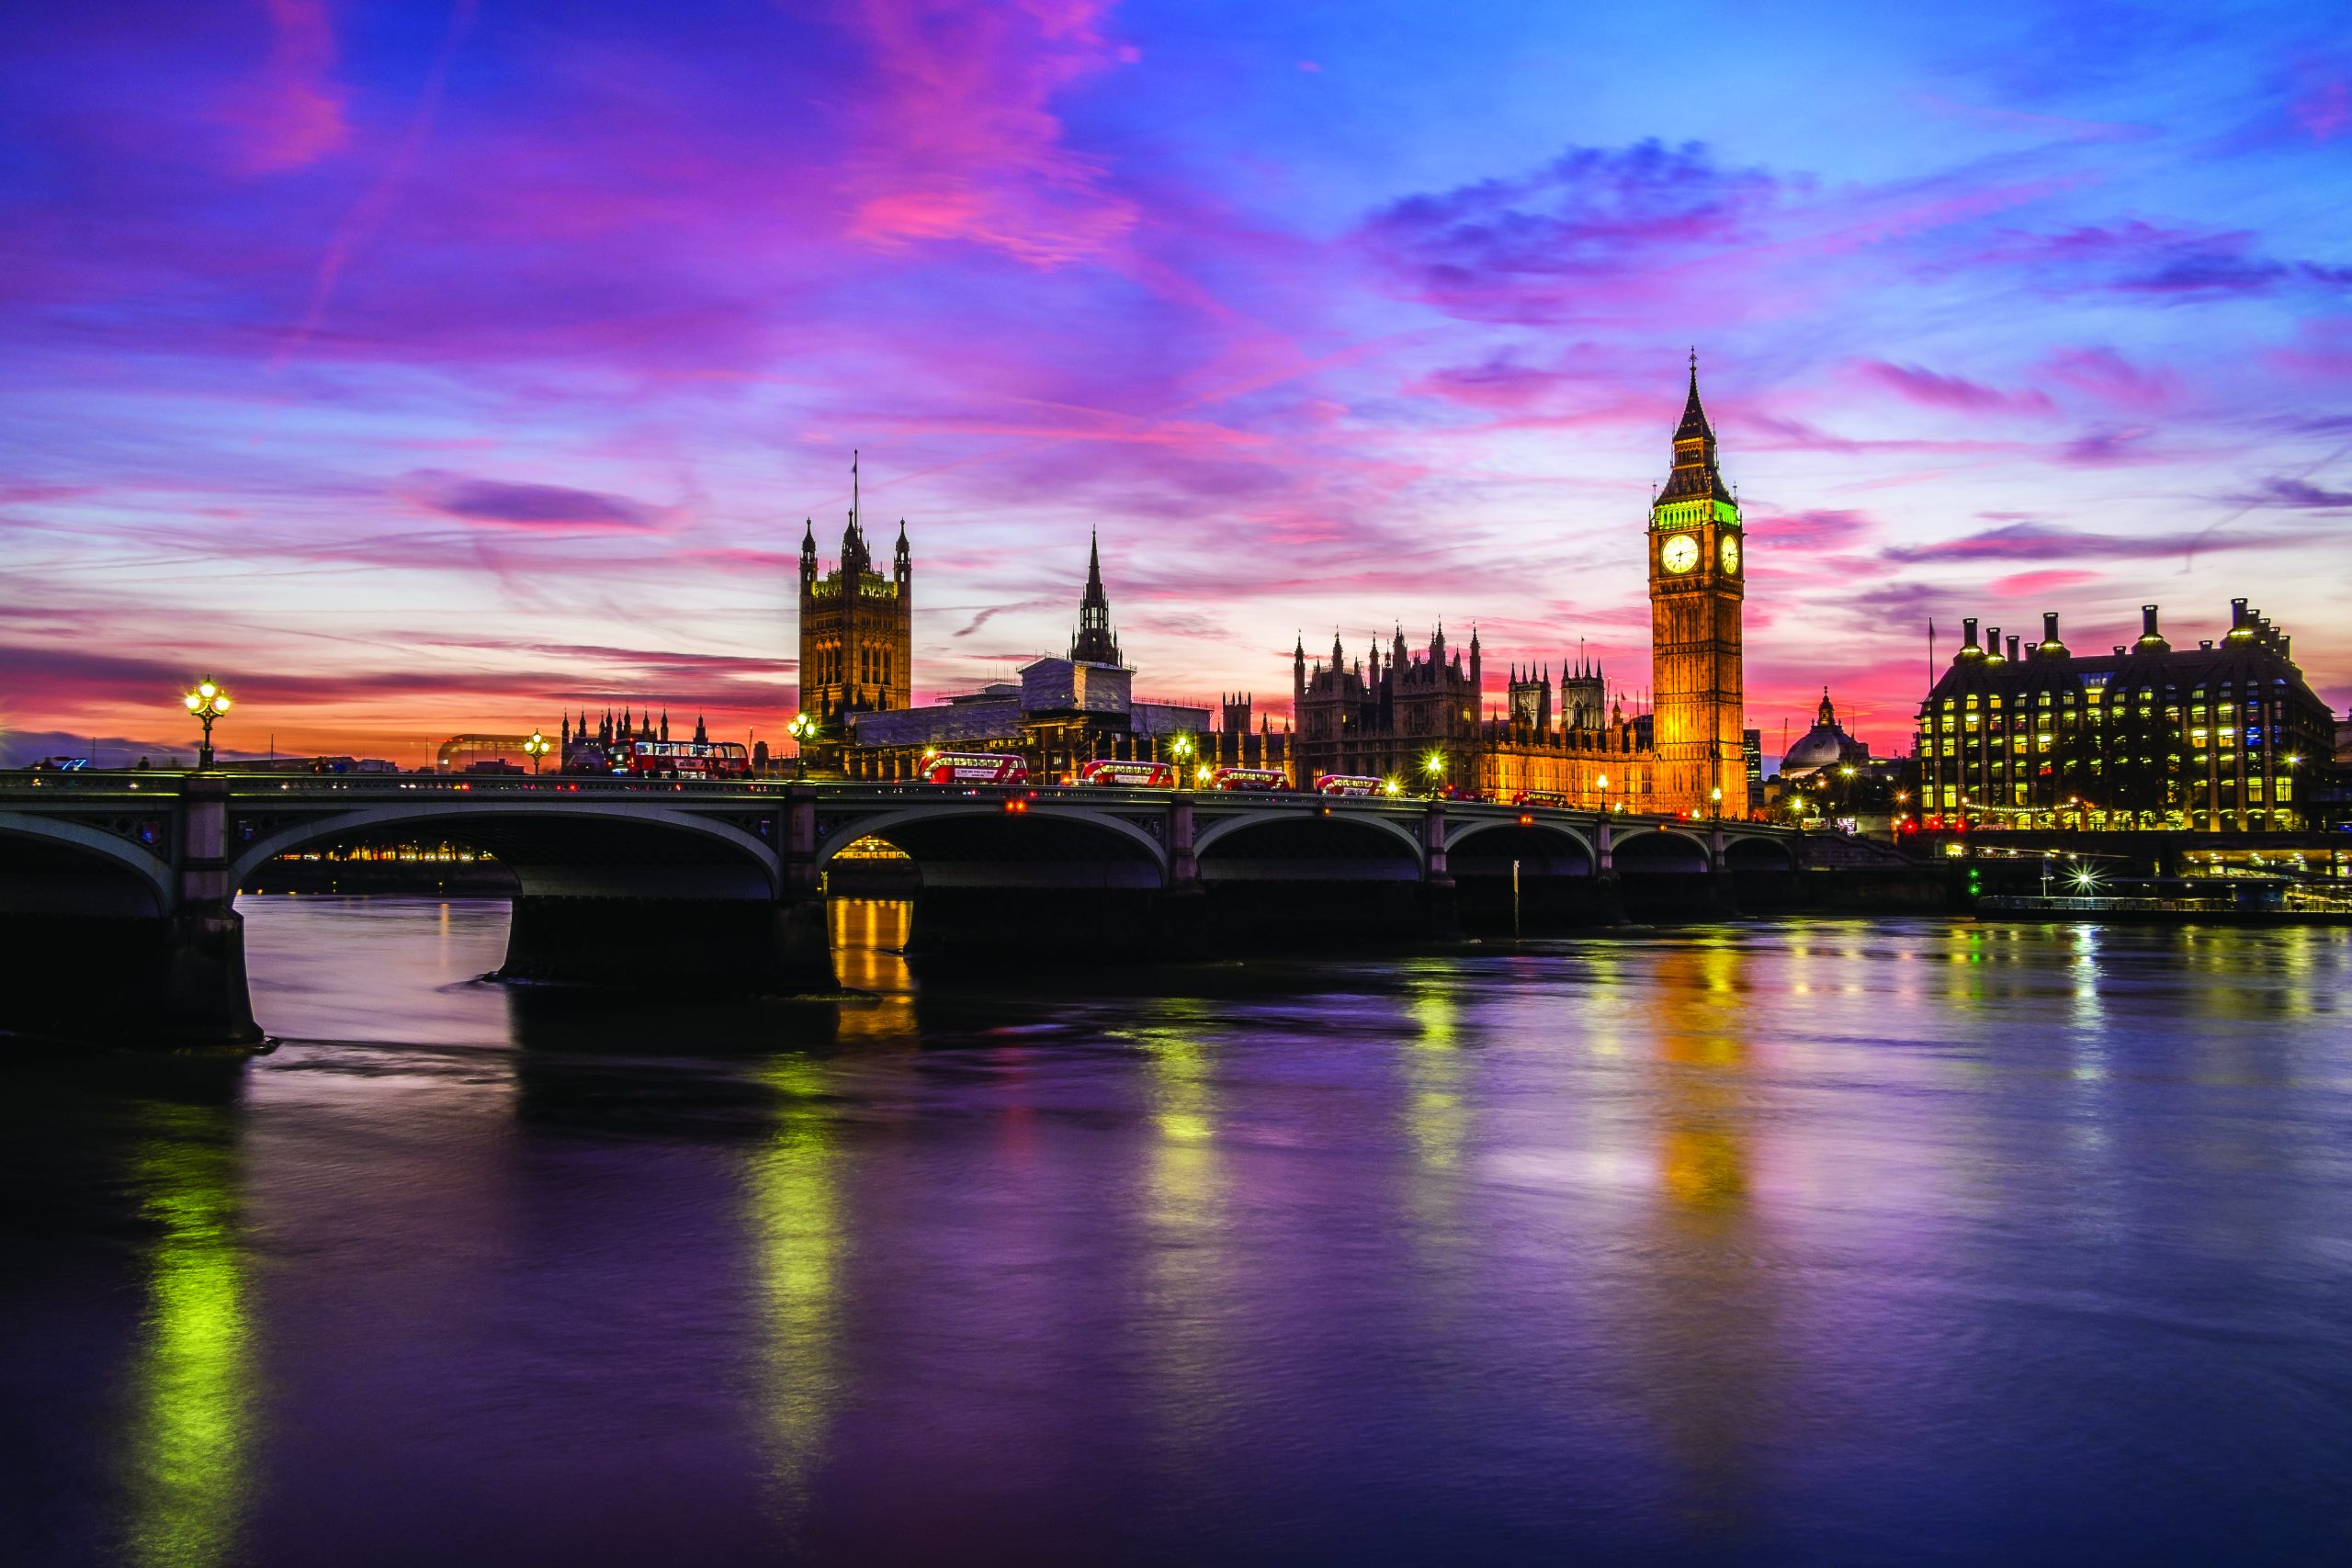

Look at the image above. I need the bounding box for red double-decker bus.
[1511,790,1571,807]
[626,739,752,779]
[1314,773,1387,797]
[1079,759,1175,787]
[1206,766,1288,792]
[921,750,1029,785]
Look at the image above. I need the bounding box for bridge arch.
[1723,834,1797,871]
[0,811,175,916]
[1443,816,1597,871]
[230,800,781,898]
[1193,808,1426,880]
[1611,825,1713,873]
[816,803,1168,887]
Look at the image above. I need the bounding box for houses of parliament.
[797,364,1749,817]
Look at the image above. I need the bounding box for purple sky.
[4,1,2347,764]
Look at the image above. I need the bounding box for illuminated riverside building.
[1290,362,1746,814]
[1915,602,2337,831]
[807,366,1746,803]
[834,538,1288,782]
[1291,628,1655,803]
[797,455,914,763]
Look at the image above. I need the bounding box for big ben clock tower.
[1647,355,1746,817]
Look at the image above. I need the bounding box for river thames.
[4,897,2349,1564]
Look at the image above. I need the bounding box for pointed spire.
[1069,528,1121,664]
[1659,351,1729,504]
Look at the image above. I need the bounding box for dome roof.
[1781,725,1850,774]
[1781,688,1862,777]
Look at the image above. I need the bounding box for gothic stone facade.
[797,460,912,766]
[1290,364,1746,815]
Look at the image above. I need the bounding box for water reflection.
[747,1055,844,1529]
[830,899,915,1043]
[1128,1002,1229,1461]
[121,1103,255,1568]
[1640,936,1773,1540]
[7,907,2349,1564]
[1402,979,1465,1179]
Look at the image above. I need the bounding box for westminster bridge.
[0,770,1818,1045]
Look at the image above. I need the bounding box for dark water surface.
[6,897,2351,1565]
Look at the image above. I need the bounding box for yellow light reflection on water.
[122,1106,254,1568]
[748,1056,844,1526]
[829,898,916,1043]
[1127,1007,1229,1457]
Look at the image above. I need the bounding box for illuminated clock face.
[1661,533,1700,574]
[1719,534,1741,573]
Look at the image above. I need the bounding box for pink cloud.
[1988,569,2100,596]
[1860,359,2054,414]
[842,0,1138,265]
[217,0,349,173]
[2292,79,2351,141]
[1358,139,1782,324]
[395,471,676,532]
[1991,220,2352,297]
[1745,508,1875,549]
[2261,318,2352,382]
[2040,346,2177,409]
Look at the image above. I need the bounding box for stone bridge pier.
[480,783,838,995]
[0,775,262,1046]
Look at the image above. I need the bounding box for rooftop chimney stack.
[2007,635,2021,662]
[1962,617,1980,655]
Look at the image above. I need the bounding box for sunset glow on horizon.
[5,1,2347,766]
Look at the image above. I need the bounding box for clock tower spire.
[1647,353,1746,817]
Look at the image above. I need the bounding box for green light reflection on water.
[1403,981,1465,1178]
[121,1106,254,1568]
[748,1055,844,1526]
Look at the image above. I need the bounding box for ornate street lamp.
[1170,733,1195,789]
[1711,784,1724,821]
[182,677,232,770]
[1596,773,1610,816]
[1422,750,1445,798]
[787,711,819,780]
[523,729,551,773]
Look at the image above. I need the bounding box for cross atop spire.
[1675,351,1711,445]
[1659,351,1729,504]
